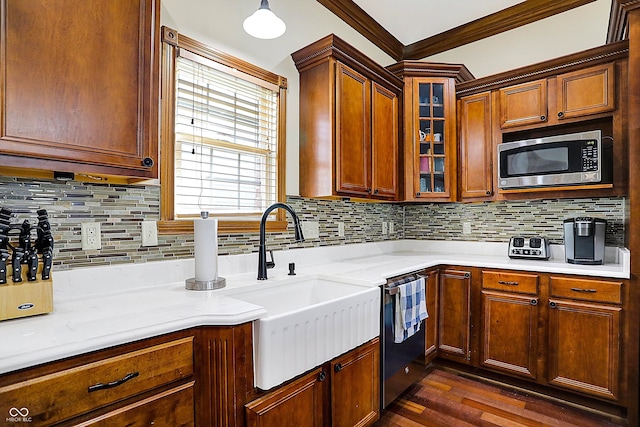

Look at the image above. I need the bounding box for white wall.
[161,0,613,196]
[425,0,612,78]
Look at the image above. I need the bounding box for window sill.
[158,219,289,235]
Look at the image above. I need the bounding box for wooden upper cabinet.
[499,63,616,130]
[499,79,548,129]
[556,63,615,120]
[371,82,399,198]
[292,35,402,201]
[336,63,372,196]
[458,92,493,200]
[0,0,160,178]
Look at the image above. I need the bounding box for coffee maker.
[563,217,606,265]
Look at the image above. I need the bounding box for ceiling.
[316,0,626,62]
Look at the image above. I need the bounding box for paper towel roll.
[194,218,218,282]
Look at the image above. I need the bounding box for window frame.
[159,26,287,234]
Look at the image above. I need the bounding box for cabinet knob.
[530,299,538,306]
[318,370,327,382]
[374,189,379,195]
[142,157,154,167]
[485,191,491,196]
[367,188,372,194]
[549,301,557,308]
[334,363,343,372]
[416,192,421,197]
[558,111,564,118]
[540,115,546,121]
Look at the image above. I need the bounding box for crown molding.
[317,0,597,61]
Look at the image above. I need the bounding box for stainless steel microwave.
[497,130,611,189]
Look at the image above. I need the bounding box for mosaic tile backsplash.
[0,176,626,270]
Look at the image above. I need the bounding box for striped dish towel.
[393,276,428,343]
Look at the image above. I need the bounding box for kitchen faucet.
[258,203,304,280]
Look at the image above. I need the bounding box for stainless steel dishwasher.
[381,273,427,408]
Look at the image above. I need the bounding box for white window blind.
[174,51,278,217]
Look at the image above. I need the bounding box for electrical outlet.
[301,221,319,239]
[382,221,388,235]
[463,222,472,235]
[337,222,345,237]
[141,220,158,246]
[81,222,101,250]
[389,221,395,234]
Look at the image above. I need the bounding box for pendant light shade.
[243,0,286,39]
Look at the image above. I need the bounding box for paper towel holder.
[185,211,226,291]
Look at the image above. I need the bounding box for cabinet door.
[412,79,456,201]
[547,299,621,401]
[335,63,371,197]
[458,92,493,199]
[481,291,538,380]
[556,63,615,120]
[74,382,194,427]
[245,368,325,427]
[499,79,548,128]
[425,270,439,362]
[331,339,380,427]
[438,270,471,363]
[0,0,159,178]
[371,82,398,199]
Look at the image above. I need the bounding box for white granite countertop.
[0,240,629,375]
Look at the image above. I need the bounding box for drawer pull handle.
[570,287,597,293]
[498,281,519,286]
[88,372,139,392]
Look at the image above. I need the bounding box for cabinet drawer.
[74,381,195,427]
[482,271,539,294]
[549,276,622,304]
[0,336,194,426]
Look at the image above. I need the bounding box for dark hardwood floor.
[374,367,627,427]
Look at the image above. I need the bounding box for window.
[159,27,287,234]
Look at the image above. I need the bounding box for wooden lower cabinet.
[245,339,380,427]
[0,332,196,427]
[331,339,380,427]
[424,270,439,363]
[547,299,621,401]
[480,271,540,380]
[73,382,195,427]
[480,291,539,380]
[245,368,326,427]
[546,276,623,402]
[438,269,471,363]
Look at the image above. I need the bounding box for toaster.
[508,236,550,260]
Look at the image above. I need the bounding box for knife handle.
[41,249,53,280]
[27,251,38,281]
[12,250,23,283]
[0,251,9,285]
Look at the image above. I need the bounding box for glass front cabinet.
[405,77,457,201]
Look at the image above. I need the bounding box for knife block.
[0,264,53,321]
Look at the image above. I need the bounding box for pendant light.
[243,0,286,40]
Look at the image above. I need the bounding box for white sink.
[228,275,380,390]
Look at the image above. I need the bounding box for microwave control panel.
[581,141,598,171]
